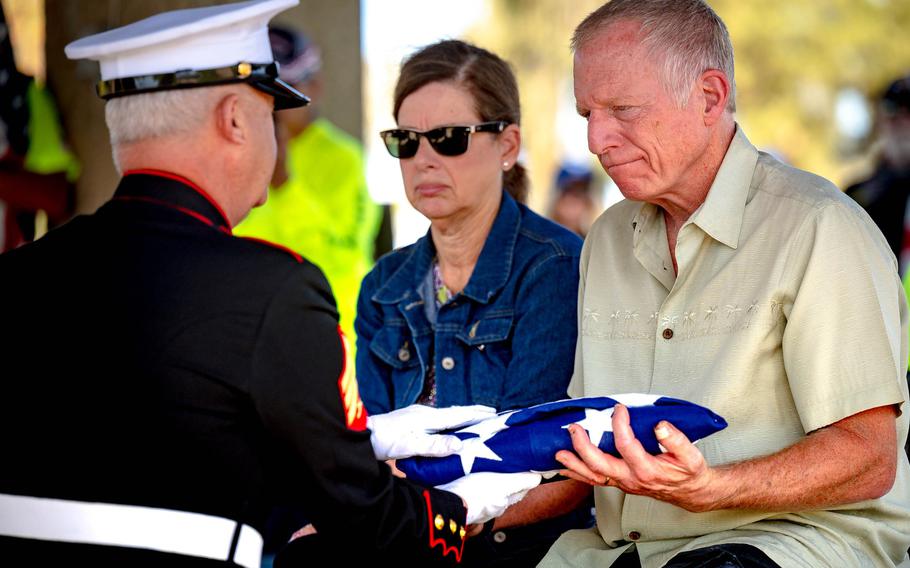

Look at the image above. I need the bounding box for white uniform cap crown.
[65,0,298,81]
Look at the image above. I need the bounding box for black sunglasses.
[379,121,509,159]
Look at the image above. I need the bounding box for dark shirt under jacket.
[0,171,465,565]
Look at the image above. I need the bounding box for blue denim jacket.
[355,192,589,565]
[355,191,583,414]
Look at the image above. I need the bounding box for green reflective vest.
[24,81,80,180]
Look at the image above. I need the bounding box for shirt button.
[628,531,641,541]
[398,348,410,362]
[441,356,455,370]
[493,531,507,543]
[662,328,674,340]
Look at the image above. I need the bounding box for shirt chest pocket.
[368,324,419,371]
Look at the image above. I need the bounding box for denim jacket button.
[441,356,455,370]
[398,348,410,362]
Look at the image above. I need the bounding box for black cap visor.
[97,62,309,110]
[249,76,309,110]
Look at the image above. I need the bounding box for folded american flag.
[397,394,727,486]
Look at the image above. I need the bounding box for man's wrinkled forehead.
[574,18,645,55]
[573,20,657,92]
[573,19,660,79]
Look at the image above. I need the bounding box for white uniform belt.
[0,493,263,568]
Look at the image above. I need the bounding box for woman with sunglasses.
[355,40,591,567]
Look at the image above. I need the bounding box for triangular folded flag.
[398,394,727,486]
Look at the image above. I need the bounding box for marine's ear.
[214,91,244,144]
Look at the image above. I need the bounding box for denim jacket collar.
[372,191,520,305]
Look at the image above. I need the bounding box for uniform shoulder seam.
[236,235,303,263]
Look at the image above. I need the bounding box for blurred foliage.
[720,0,910,184]
[469,0,603,212]
[469,0,910,207]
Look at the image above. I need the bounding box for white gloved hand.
[437,471,542,525]
[367,404,497,461]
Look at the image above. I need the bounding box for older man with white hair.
[0,1,541,566]
[535,1,910,567]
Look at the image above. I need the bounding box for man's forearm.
[700,405,898,512]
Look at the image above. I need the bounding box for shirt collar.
[115,169,233,232]
[373,191,521,305]
[629,126,759,290]
[685,125,758,250]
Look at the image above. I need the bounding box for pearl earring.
[502,161,509,168]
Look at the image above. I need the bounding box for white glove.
[437,472,542,525]
[367,404,497,461]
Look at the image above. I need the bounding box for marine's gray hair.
[572,0,736,113]
[105,88,217,147]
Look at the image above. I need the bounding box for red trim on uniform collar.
[123,169,233,231]
[111,195,232,236]
[423,490,465,562]
[113,195,213,228]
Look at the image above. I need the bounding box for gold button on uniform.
[449,519,457,533]
[441,356,455,370]
[662,328,674,340]
[434,514,444,530]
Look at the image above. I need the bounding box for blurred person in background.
[0,4,77,252]
[356,39,592,567]
[235,24,380,345]
[548,161,600,237]
[846,74,910,275]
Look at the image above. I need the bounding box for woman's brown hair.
[393,39,528,203]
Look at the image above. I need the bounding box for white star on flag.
[458,435,503,474]
[456,411,511,474]
[566,407,615,446]
[458,410,511,438]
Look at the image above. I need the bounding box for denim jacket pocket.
[368,324,419,371]
[456,313,513,346]
[454,314,514,408]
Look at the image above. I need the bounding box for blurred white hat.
[65,0,309,110]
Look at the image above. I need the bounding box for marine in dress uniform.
[0,0,476,564]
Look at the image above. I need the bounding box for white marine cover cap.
[64,0,309,109]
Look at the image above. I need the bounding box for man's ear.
[214,92,245,144]
[700,69,731,126]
